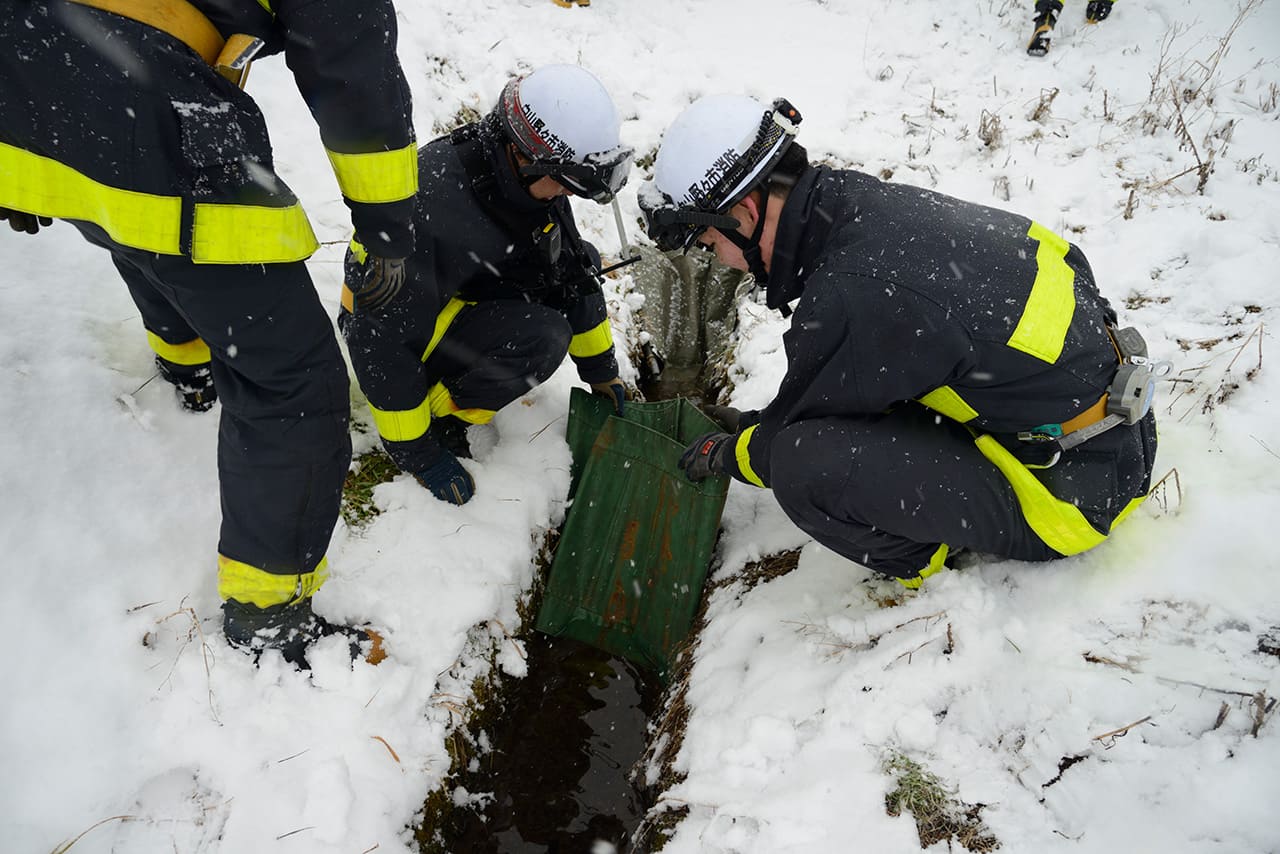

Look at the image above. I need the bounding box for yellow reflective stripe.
[427,382,494,425]
[897,544,950,589]
[568,319,615,358]
[349,238,369,264]
[918,386,979,423]
[1111,495,1144,529]
[735,424,766,488]
[975,434,1106,555]
[146,331,211,366]
[1,141,182,255]
[256,0,272,12]
[191,202,318,264]
[217,554,329,608]
[369,396,432,444]
[423,298,473,361]
[1009,222,1076,364]
[326,144,419,204]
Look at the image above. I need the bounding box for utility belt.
[66,0,264,88]
[1014,325,1170,467]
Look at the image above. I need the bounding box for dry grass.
[883,752,1000,852]
[340,448,401,529]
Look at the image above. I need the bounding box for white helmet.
[496,64,633,202]
[641,95,801,252]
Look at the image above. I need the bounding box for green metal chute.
[535,388,728,678]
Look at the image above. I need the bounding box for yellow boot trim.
[218,554,329,609]
[975,434,1106,555]
[897,544,950,589]
[146,331,211,366]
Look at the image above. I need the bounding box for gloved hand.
[413,452,475,505]
[704,404,745,433]
[1,208,53,235]
[354,253,408,312]
[678,431,733,482]
[590,377,626,416]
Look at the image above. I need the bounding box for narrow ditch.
[424,251,745,853]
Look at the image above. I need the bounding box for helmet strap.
[717,190,771,284]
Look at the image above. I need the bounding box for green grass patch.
[341,449,401,529]
[884,751,1000,852]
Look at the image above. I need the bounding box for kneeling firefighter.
[639,95,1162,588]
[0,0,419,666]
[340,64,633,505]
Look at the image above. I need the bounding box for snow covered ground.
[2,1,1278,852]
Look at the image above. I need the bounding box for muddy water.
[446,634,662,853]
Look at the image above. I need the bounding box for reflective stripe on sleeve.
[217,554,329,608]
[735,424,766,488]
[326,144,419,204]
[568,319,614,358]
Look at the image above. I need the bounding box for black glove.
[1,208,53,235]
[678,431,733,482]
[413,452,475,505]
[354,254,408,312]
[704,404,743,432]
[590,377,626,416]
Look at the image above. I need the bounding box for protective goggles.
[519,145,635,203]
[639,188,741,253]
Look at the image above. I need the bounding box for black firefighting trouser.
[769,403,1157,579]
[80,222,351,577]
[340,299,572,474]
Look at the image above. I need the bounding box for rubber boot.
[155,355,217,413]
[1027,0,1062,56]
[222,597,385,670]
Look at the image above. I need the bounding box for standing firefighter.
[639,95,1160,588]
[340,64,632,505]
[0,0,418,667]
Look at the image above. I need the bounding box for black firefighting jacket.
[339,116,618,455]
[725,165,1121,490]
[0,0,416,261]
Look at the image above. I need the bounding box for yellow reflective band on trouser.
[975,434,1107,555]
[369,395,433,443]
[735,424,766,488]
[918,386,979,424]
[146,331,211,366]
[427,382,495,425]
[349,238,368,264]
[326,144,419,204]
[1,141,182,254]
[897,543,951,590]
[217,554,329,608]
[1008,221,1076,364]
[568,319,615,358]
[0,142,318,263]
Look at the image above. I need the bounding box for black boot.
[155,356,217,413]
[222,597,384,670]
[429,414,473,459]
[1027,0,1062,56]
[1085,0,1113,23]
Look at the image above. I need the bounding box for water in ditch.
[445,633,663,853]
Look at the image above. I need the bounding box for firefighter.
[0,0,418,667]
[1028,0,1115,56]
[639,95,1160,588]
[339,64,631,505]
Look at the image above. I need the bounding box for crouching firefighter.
[639,95,1163,588]
[0,0,419,666]
[340,64,633,505]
